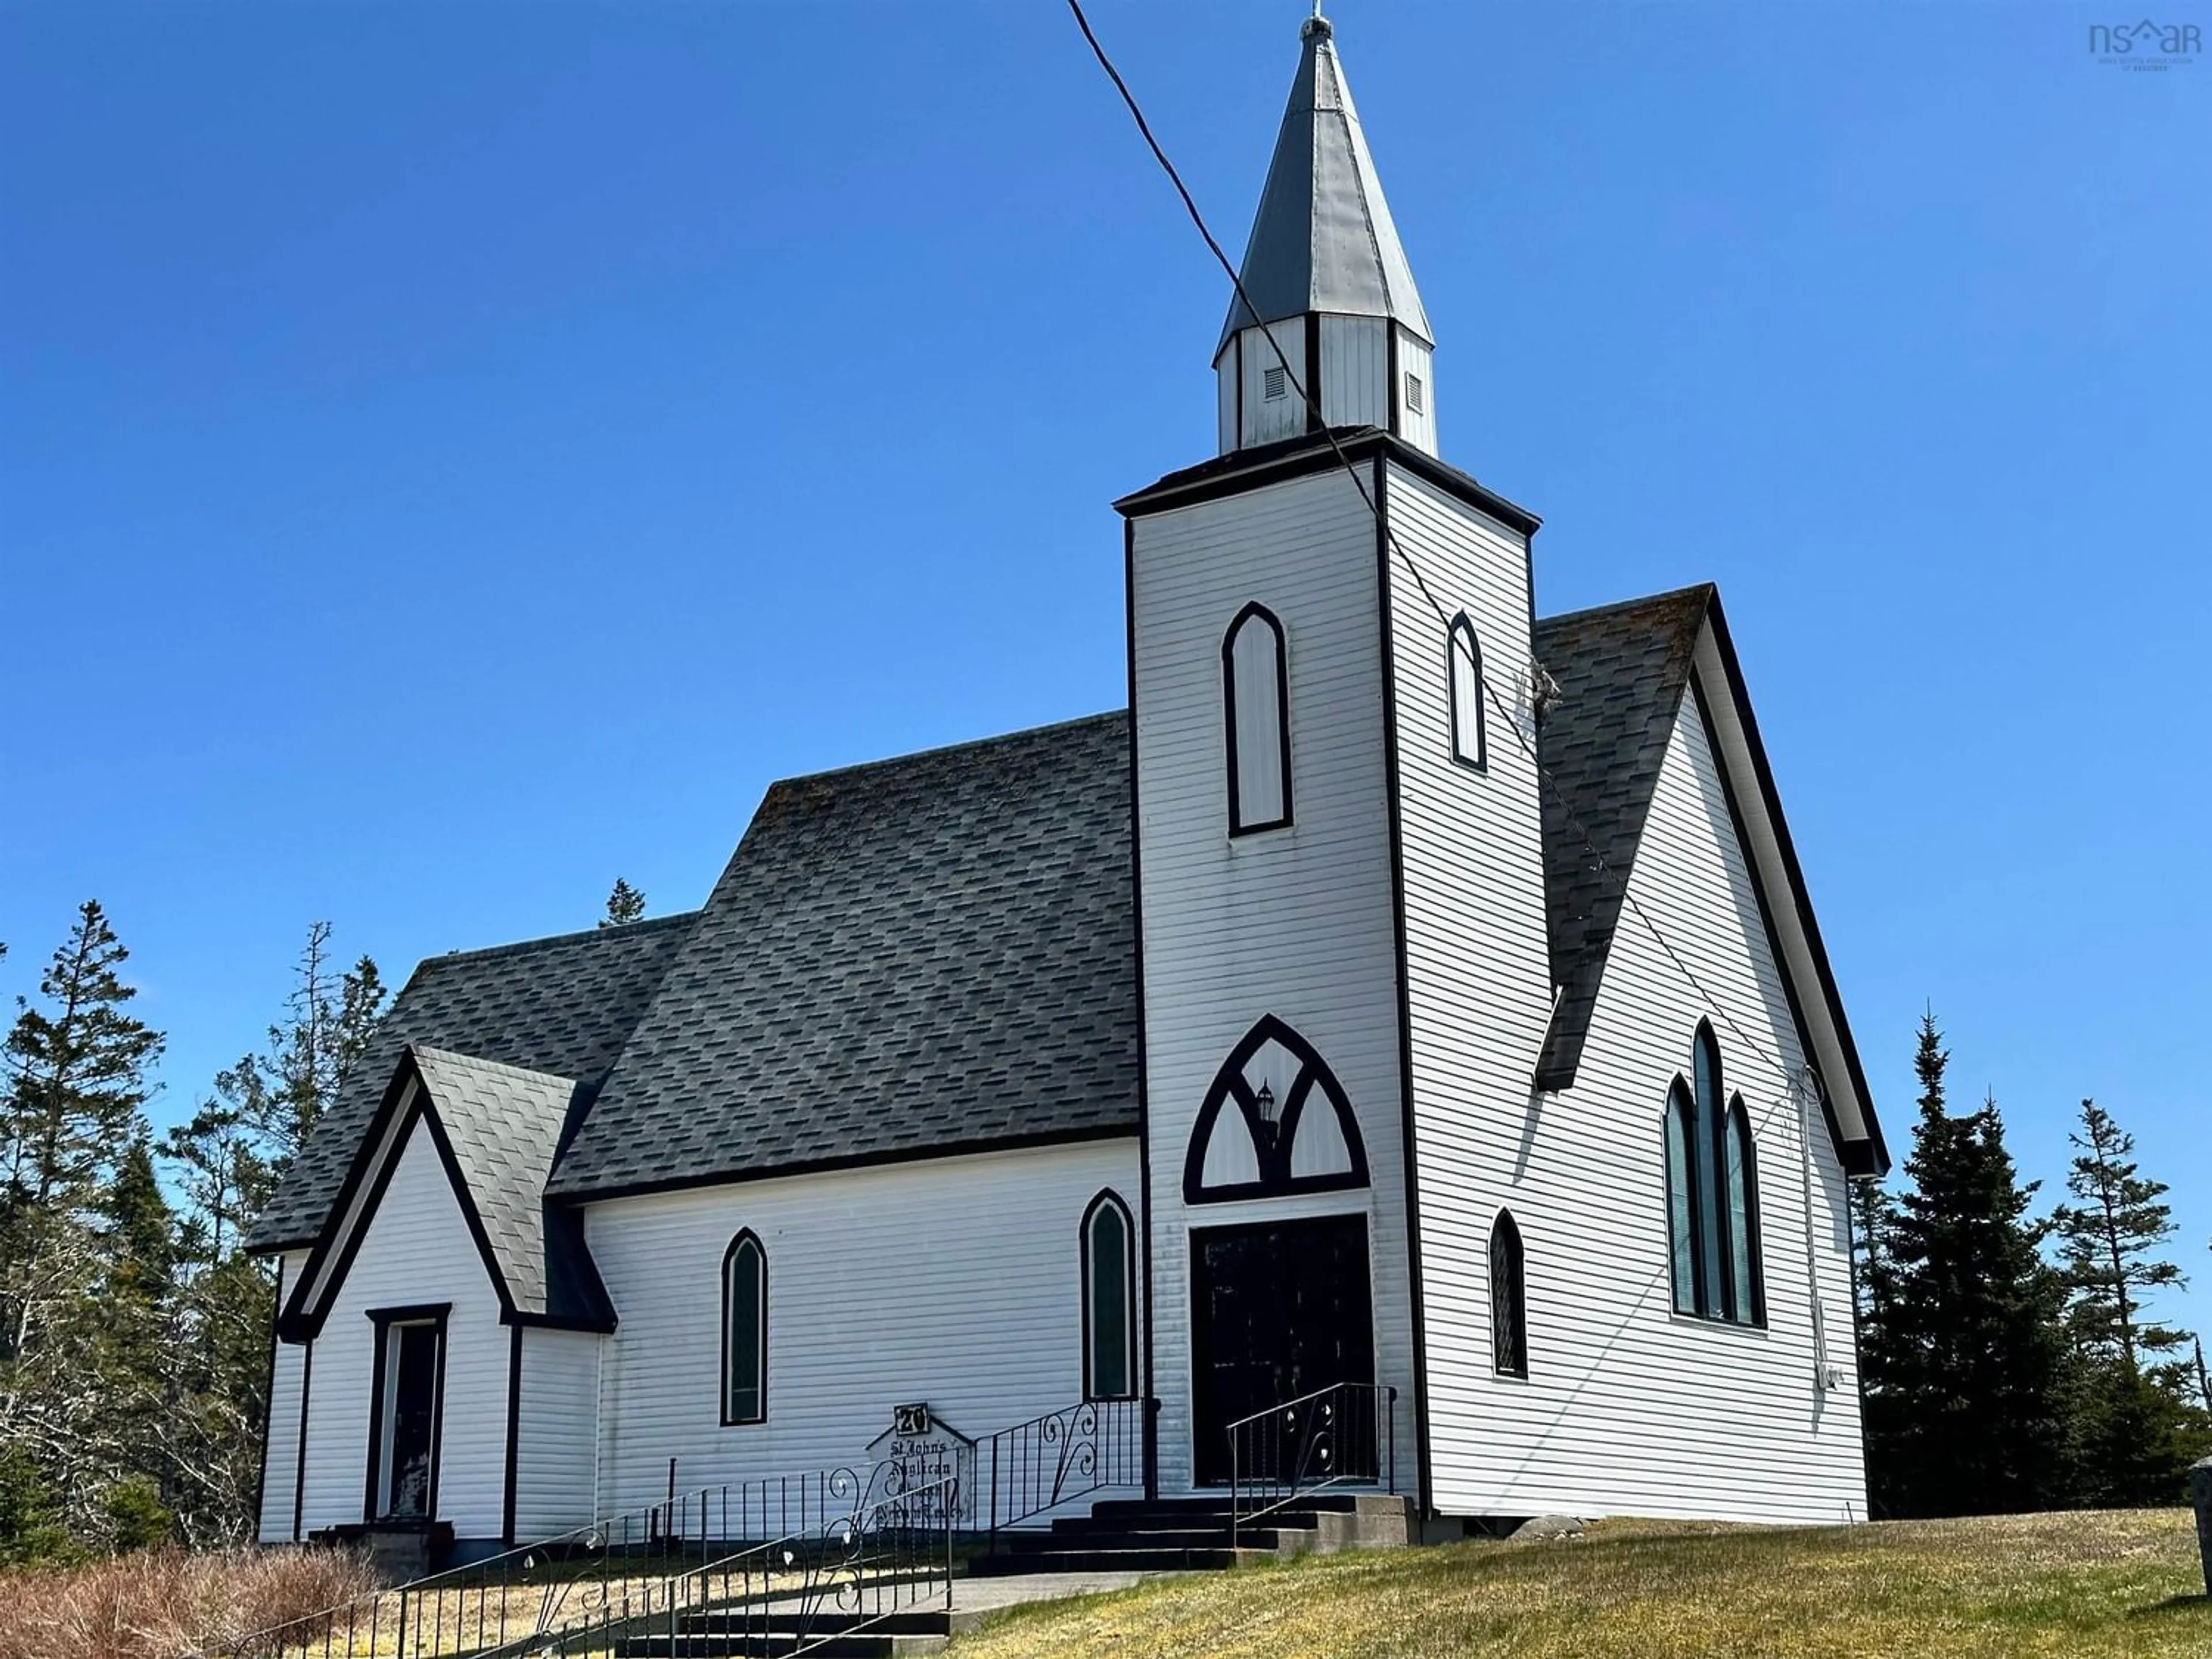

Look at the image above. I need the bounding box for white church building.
[249,16,1889,1559]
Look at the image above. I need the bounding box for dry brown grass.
[947,1510,2211,1659]
[0,1545,375,1659]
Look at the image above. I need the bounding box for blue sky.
[2,3,2207,1340]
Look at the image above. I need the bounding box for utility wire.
[1065,0,1813,1101]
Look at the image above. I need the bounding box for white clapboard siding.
[1217,343,1239,454]
[584,1141,1142,1518]
[1377,463,1559,1514]
[259,1251,309,1543]
[1395,329,1435,454]
[1431,667,1866,1524]
[296,1118,511,1541]
[1319,315,1388,430]
[1130,464,1417,1495]
[514,1327,602,1539]
[1233,323,1309,448]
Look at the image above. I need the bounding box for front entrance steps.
[968,1490,1416,1575]
[613,1494,1413,1656]
[612,1573,1150,1658]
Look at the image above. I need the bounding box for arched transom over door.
[1183,1015,1372,1205]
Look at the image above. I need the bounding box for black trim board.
[1698,604,1888,1176]
[1687,652,1884,1178]
[502,1324,522,1546]
[562,1123,1140,1209]
[1373,453,1435,1519]
[1115,426,1540,538]
[361,1303,450,1526]
[1123,513,1157,1481]
[293,1339,312,1543]
[252,1260,281,1540]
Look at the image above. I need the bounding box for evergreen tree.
[600,877,647,927]
[2,902,164,1207]
[2050,1099,2188,1373]
[0,904,166,1550]
[1861,1014,2070,1517]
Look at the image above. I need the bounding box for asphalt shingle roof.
[545,712,1138,1199]
[1529,585,1715,1089]
[249,913,697,1252]
[260,595,1731,1244]
[408,1046,614,1327]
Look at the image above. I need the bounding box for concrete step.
[967,1545,1275,1575]
[1085,1491,1409,1521]
[1007,1523,1298,1552]
[617,1628,946,1658]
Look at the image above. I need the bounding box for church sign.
[865,1404,975,1527]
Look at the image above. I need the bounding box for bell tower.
[1121,13,1552,1508]
[1214,13,1437,456]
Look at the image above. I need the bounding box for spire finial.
[1301,3,1331,43]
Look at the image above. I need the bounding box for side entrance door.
[1189,1214,1375,1487]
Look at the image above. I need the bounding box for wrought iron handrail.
[1225,1380,1397,1547]
[979,1395,1157,1550]
[207,1460,897,1658]
[542,1470,958,1658]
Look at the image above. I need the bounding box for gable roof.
[1218,16,1432,355]
[544,712,1139,1200]
[1530,584,1888,1177]
[276,1044,615,1338]
[1530,585,1713,1093]
[249,912,696,1253]
[258,590,1883,1251]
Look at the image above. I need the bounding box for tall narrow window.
[1663,1027,1766,1328]
[1223,603,1291,834]
[1664,1081,1699,1316]
[1690,1022,1726,1317]
[1725,1097,1764,1324]
[721,1231,766,1425]
[1488,1211,1528,1377]
[1082,1191,1137,1400]
[1447,614,1485,770]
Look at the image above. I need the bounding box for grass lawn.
[946,1510,2209,1659]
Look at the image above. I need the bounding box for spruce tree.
[1862,1014,2070,1517]
[2050,1099,2188,1373]
[0,903,165,1551]
[600,877,647,927]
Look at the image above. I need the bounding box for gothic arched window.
[1725,1096,1765,1325]
[1664,1025,1765,1326]
[1081,1191,1137,1400]
[1489,1211,1528,1377]
[1663,1079,1699,1316]
[721,1230,767,1425]
[1448,613,1486,770]
[1223,603,1291,834]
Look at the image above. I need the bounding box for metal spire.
[1216,13,1433,357]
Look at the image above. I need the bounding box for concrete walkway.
[942,1568,1161,1628]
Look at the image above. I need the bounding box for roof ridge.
[418,909,703,971]
[408,1042,577,1088]
[768,710,1126,792]
[1536,583,1715,631]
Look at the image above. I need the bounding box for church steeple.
[1214,13,1437,456]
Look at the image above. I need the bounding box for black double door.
[1190,1214,1375,1487]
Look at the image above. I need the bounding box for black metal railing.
[979,1396,1155,1551]
[620,1470,957,1657]
[209,1462,907,1658]
[1225,1380,1397,1547]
